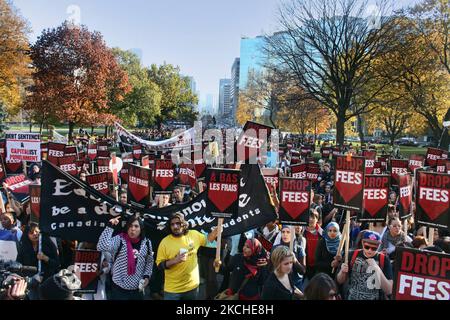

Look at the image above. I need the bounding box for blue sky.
[13,0,421,107]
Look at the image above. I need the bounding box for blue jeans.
[164,287,199,300]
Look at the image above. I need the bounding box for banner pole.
[428,227,435,245]
[332,221,348,274]
[403,219,408,235]
[289,226,295,252]
[214,218,224,273]
[344,210,351,265]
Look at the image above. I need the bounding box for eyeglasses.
[363,245,378,251]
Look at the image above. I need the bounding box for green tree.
[111,48,162,127]
[147,64,198,127]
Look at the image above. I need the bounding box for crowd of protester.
[0,132,449,301]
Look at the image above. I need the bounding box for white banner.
[114,122,195,151]
[0,240,18,261]
[5,131,41,162]
[52,129,68,144]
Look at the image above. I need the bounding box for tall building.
[230,58,240,126]
[218,79,231,117]
[239,36,267,90]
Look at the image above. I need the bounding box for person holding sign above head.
[156,213,220,300]
[97,215,153,300]
[337,231,393,300]
[261,246,303,300]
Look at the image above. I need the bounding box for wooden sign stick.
[428,227,435,245]
[344,210,351,265]
[214,218,224,273]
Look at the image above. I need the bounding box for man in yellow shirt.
[156,213,219,300]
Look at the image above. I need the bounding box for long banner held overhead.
[334,155,365,211]
[127,164,151,208]
[416,171,450,230]
[40,161,277,243]
[5,132,41,162]
[206,168,240,219]
[278,178,311,226]
[360,175,389,222]
[393,247,450,300]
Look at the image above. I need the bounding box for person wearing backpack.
[97,215,153,300]
[336,231,393,300]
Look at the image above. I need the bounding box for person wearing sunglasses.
[336,231,393,300]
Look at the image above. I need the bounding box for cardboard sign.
[120,161,131,185]
[393,247,450,300]
[262,168,279,192]
[399,174,413,219]
[307,163,320,182]
[5,132,41,162]
[436,159,450,173]
[4,174,32,204]
[291,163,307,179]
[333,155,365,211]
[128,164,151,208]
[48,142,66,165]
[236,121,272,162]
[57,155,78,176]
[87,144,97,161]
[373,161,382,175]
[206,168,240,219]
[391,159,409,185]
[133,145,142,161]
[29,184,41,223]
[321,147,331,159]
[86,172,109,196]
[379,156,389,172]
[178,163,196,189]
[279,178,311,226]
[64,145,77,157]
[96,157,110,174]
[360,175,390,222]
[426,148,444,168]
[74,250,101,293]
[415,171,450,230]
[363,150,377,175]
[154,160,175,194]
[300,145,312,158]
[332,147,341,159]
[409,155,424,173]
[0,240,18,261]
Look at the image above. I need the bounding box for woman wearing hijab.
[380,217,412,260]
[314,222,342,277]
[225,238,269,300]
[97,215,153,300]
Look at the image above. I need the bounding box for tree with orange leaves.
[25,22,130,141]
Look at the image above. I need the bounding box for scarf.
[243,238,264,278]
[382,228,406,249]
[323,222,342,255]
[119,233,141,276]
